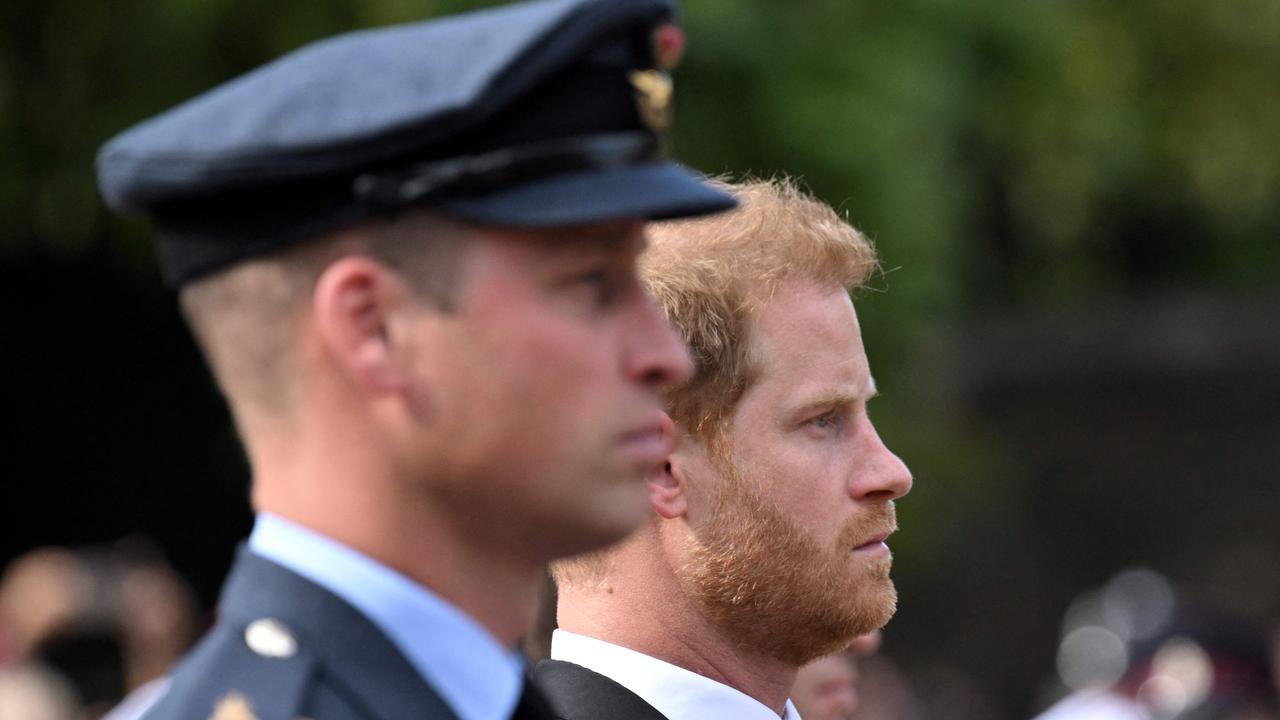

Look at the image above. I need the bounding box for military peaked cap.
[96,0,735,287]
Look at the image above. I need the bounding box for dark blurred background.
[3,1,1277,718]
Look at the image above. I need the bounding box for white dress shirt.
[250,513,525,720]
[551,629,801,720]
[1032,690,1150,720]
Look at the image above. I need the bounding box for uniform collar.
[550,629,802,720]
[249,513,525,720]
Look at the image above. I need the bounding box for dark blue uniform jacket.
[143,549,555,720]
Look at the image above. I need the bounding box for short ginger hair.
[642,176,879,446]
[553,178,879,590]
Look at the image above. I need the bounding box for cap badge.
[210,692,259,720]
[628,70,674,131]
[652,24,685,71]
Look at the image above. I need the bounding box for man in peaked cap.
[96,0,734,718]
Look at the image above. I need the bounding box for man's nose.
[848,418,912,502]
[626,292,694,387]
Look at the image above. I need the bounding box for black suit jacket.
[534,659,669,720]
[142,548,555,720]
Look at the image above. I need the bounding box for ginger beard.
[677,457,898,667]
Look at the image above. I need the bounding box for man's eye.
[570,269,618,306]
[808,411,843,431]
[574,269,605,285]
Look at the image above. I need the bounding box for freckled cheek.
[742,452,810,507]
[756,446,853,525]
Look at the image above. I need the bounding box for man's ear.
[648,413,687,519]
[313,256,411,395]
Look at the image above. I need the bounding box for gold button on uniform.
[244,618,297,659]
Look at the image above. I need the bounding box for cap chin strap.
[352,131,664,210]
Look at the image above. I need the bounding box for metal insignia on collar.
[628,69,674,131]
[210,692,259,720]
[244,618,298,659]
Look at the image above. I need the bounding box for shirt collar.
[550,629,802,720]
[249,513,524,720]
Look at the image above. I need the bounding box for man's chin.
[739,584,897,667]
[862,590,898,635]
[857,576,898,627]
[551,492,649,558]
[805,583,898,661]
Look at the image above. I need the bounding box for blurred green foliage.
[4,0,1276,292]
[5,0,1278,290]
[3,0,1277,716]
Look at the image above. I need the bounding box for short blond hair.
[179,211,469,420]
[643,177,878,446]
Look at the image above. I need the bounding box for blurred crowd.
[0,542,197,720]
[783,567,1280,720]
[1032,569,1279,720]
[3,544,1276,720]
